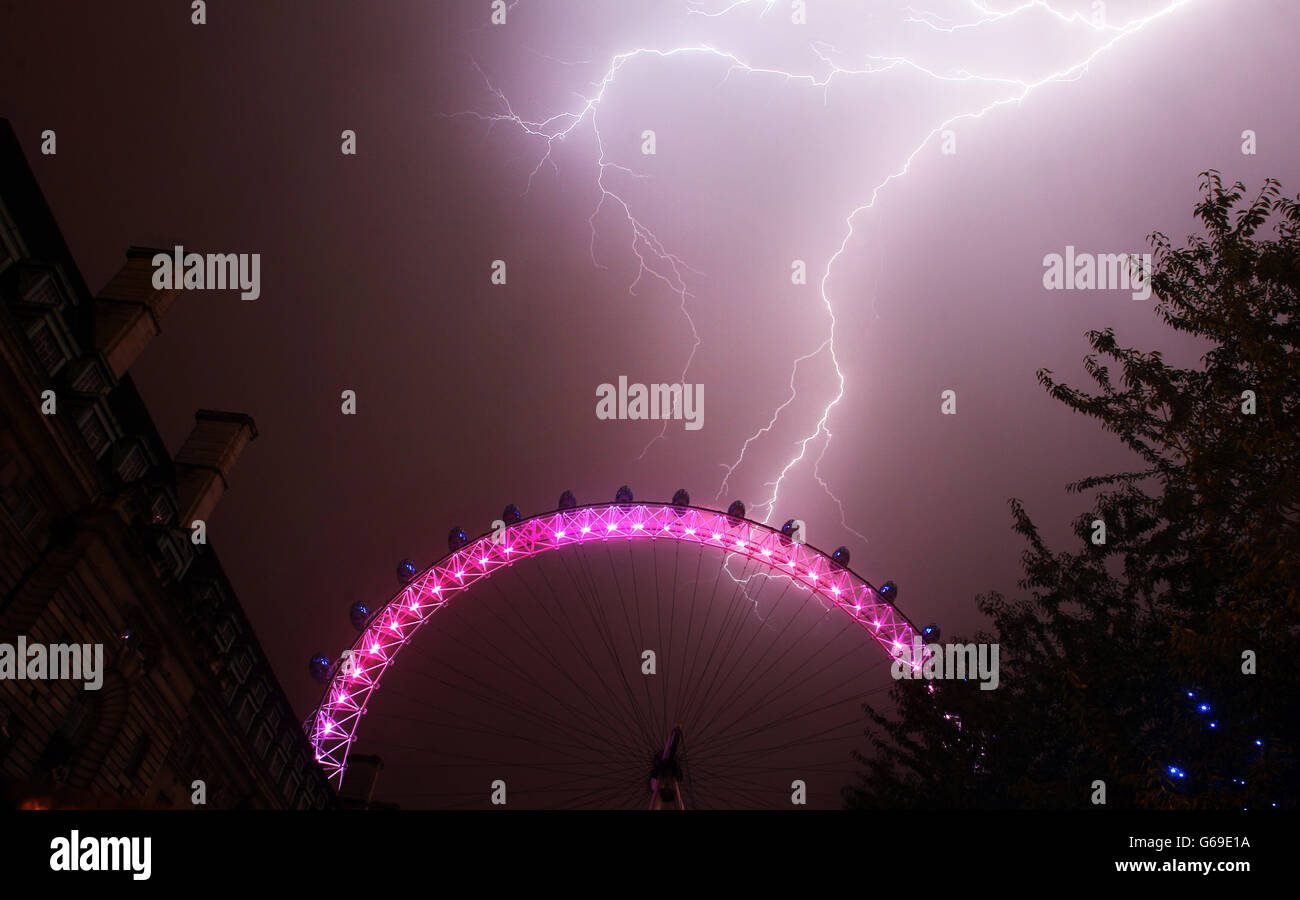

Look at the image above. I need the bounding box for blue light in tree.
[1167,689,1282,809]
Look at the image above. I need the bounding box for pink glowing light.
[307,501,918,786]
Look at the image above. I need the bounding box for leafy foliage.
[845,173,1299,809]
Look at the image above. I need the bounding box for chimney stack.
[93,245,181,378]
[174,410,258,528]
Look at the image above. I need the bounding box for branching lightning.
[453,0,1196,559]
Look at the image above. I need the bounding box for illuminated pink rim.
[307,502,920,786]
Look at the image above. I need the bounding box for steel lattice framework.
[307,502,920,786]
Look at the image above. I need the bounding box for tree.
[845,173,1299,809]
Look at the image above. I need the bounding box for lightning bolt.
[452,0,1196,559]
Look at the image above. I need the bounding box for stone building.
[0,118,335,809]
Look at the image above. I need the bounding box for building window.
[275,731,294,761]
[235,692,259,731]
[229,650,252,685]
[269,747,288,781]
[192,583,227,622]
[248,679,268,708]
[214,618,236,653]
[254,722,274,757]
[21,271,65,308]
[1,484,39,534]
[75,408,111,458]
[149,493,173,526]
[67,359,110,394]
[154,534,188,578]
[262,705,281,731]
[115,445,149,482]
[25,319,67,375]
[0,203,23,273]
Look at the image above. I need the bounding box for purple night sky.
[2,0,1296,805]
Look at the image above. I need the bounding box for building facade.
[0,118,336,810]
